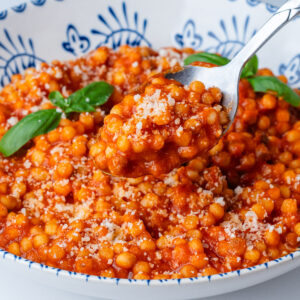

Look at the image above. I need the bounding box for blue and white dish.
[0,0,300,299]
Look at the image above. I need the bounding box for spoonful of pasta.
[89,0,300,178]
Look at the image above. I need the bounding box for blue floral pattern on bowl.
[11,3,27,13]
[31,0,47,6]
[0,29,44,87]
[175,15,256,59]
[0,0,298,89]
[205,15,256,58]
[175,20,203,49]
[91,2,151,50]
[62,24,90,56]
[279,54,300,86]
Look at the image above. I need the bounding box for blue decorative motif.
[205,15,256,58]
[62,24,90,56]
[175,20,203,49]
[279,54,300,86]
[11,3,27,13]
[31,0,47,6]
[230,0,282,14]
[0,0,286,22]
[0,0,65,21]
[0,10,8,20]
[91,2,151,50]
[246,0,260,7]
[266,4,278,13]
[0,29,44,87]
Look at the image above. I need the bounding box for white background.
[0,0,299,299]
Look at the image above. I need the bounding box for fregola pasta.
[0,46,299,279]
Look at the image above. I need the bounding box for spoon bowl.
[167,0,300,131]
[166,63,240,129]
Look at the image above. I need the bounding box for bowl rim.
[1,248,300,286]
[1,0,298,288]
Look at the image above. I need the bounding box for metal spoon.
[101,0,300,179]
[166,0,300,128]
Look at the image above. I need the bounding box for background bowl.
[0,0,300,299]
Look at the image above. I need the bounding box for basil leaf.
[66,82,114,113]
[0,82,113,157]
[49,91,69,111]
[0,109,61,157]
[184,52,230,66]
[65,100,95,114]
[184,52,258,79]
[248,76,300,107]
[241,55,258,79]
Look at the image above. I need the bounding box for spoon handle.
[230,0,300,73]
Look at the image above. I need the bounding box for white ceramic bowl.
[0,0,300,299]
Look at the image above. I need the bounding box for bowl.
[0,0,300,299]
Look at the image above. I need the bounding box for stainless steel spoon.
[166,0,300,128]
[102,0,300,179]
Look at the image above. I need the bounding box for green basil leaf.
[66,82,114,113]
[248,76,300,107]
[49,91,69,111]
[64,101,95,114]
[184,52,230,66]
[241,55,258,79]
[0,109,61,157]
[0,82,113,157]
